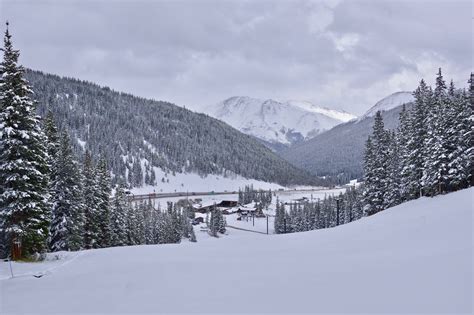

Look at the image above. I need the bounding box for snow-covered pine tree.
[50,131,85,251]
[445,80,472,190]
[43,110,60,181]
[397,104,412,201]
[96,156,112,248]
[209,205,219,237]
[0,23,50,258]
[82,150,100,249]
[363,111,391,215]
[404,80,430,199]
[423,68,450,195]
[218,210,226,234]
[274,198,283,234]
[362,136,376,216]
[110,181,129,247]
[384,130,402,208]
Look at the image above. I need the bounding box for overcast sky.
[0,0,472,115]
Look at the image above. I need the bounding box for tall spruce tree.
[362,112,389,215]
[96,156,112,247]
[83,150,100,248]
[110,181,130,247]
[0,23,50,258]
[50,131,85,251]
[423,68,449,195]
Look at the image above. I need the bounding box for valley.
[0,2,472,314]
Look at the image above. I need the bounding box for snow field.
[1,188,471,314]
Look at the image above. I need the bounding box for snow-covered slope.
[202,96,356,146]
[360,91,414,120]
[2,188,471,313]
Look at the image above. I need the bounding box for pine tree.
[50,131,84,251]
[96,156,112,247]
[423,69,450,195]
[385,131,401,208]
[189,225,197,242]
[82,150,100,249]
[110,181,129,247]
[218,210,226,234]
[445,82,472,190]
[0,23,50,258]
[209,206,219,237]
[404,79,430,198]
[43,110,60,182]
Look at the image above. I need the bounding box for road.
[128,188,328,202]
[129,190,239,202]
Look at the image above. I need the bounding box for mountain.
[359,91,414,120]
[25,70,319,187]
[280,92,415,182]
[201,96,355,149]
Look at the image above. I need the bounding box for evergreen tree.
[445,83,472,190]
[0,23,50,258]
[404,80,430,199]
[43,110,60,182]
[49,131,85,251]
[96,156,112,247]
[362,137,376,216]
[82,150,100,249]
[385,131,401,208]
[110,181,129,247]
[423,69,449,195]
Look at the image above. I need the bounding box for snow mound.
[1,188,472,313]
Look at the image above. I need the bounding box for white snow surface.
[360,91,414,120]
[1,188,472,314]
[201,96,356,145]
[132,167,289,195]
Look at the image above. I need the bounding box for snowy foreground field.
[1,188,472,314]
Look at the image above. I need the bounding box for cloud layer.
[1,0,471,115]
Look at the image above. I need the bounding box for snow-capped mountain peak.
[360,91,414,120]
[202,96,355,147]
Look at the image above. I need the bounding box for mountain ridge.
[201,96,356,148]
[25,69,319,187]
[280,93,415,182]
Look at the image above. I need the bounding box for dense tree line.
[0,25,195,259]
[363,69,472,215]
[274,187,363,234]
[276,69,472,235]
[238,184,272,207]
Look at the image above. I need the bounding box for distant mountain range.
[201,96,355,149]
[279,92,415,182]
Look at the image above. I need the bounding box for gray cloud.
[0,0,471,115]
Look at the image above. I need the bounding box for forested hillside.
[280,104,411,182]
[25,70,318,187]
